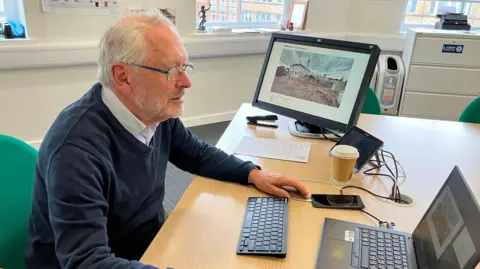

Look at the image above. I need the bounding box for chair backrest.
[0,134,38,269]
[361,87,382,115]
[459,96,480,124]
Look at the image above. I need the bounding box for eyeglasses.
[131,63,194,81]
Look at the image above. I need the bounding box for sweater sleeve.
[168,118,259,185]
[46,144,158,269]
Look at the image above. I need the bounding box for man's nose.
[176,72,192,89]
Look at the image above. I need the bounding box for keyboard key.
[248,241,255,251]
[256,246,269,252]
[377,232,384,238]
[362,246,370,268]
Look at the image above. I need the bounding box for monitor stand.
[288,121,344,140]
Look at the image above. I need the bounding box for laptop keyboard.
[358,228,409,269]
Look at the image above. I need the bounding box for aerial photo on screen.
[272,48,355,108]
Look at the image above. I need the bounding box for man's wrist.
[248,168,261,185]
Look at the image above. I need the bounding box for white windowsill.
[0,32,407,70]
[0,37,38,46]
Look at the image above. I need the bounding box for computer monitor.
[252,33,381,138]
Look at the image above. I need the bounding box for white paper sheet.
[233,136,311,163]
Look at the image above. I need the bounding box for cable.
[383,150,400,200]
[319,127,340,142]
[340,186,409,204]
[361,209,383,223]
[297,121,340,142]
[381,149,400,202]
[290,197,312,202]
[363,149,402,203]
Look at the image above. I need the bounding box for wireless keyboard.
[236,197,288,258]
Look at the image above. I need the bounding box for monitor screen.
[413,167,480,269]
[253,34,380,133]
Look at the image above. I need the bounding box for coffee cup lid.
[331,145,359,159]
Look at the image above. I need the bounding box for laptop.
[316,166,480,269]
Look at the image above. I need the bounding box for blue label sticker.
[442,44,464,54]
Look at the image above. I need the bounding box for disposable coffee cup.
[331,145,359,182]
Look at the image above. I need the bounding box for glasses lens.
[168,65,194,81]
[185,65,194,76]
[168,66,182,81]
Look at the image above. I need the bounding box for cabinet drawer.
[400,91,476,121]
[406,65,480,95]
[412,37,480,67]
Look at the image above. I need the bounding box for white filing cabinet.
[400,29,480,121]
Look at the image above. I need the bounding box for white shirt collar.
[101,86,158,145]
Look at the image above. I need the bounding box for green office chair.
[0,134,38,269]
[361,87,382,115]
[459,96,480,124]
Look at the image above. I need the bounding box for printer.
[435,12,471,30]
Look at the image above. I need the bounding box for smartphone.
[330,126,384,172]
[311,194,365,210]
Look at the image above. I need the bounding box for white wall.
[0,55,263,146]
[24,0,177,42]
[0,0,408,146]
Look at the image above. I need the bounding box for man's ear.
[111,62,133,94]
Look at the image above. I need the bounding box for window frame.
[402,0,480,31]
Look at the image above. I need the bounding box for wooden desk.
[141,104,480,269]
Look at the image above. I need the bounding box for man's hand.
[248,169,310,199]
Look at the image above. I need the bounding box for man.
[26,11,310,269]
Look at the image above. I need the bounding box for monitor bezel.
[251,33,381,133]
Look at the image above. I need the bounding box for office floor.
[164,121,231,213]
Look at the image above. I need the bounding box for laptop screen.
[413,167,480,269]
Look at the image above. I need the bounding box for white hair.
[97,9,176,87]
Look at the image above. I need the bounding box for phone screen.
[311,194,364,209]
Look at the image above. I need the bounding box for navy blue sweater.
[26,83,258,269]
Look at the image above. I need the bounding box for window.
[0,0,5,22]
[242,11,252,22]
[196,0,291,31]
[219,12,226,22]
[404,0,480,29]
